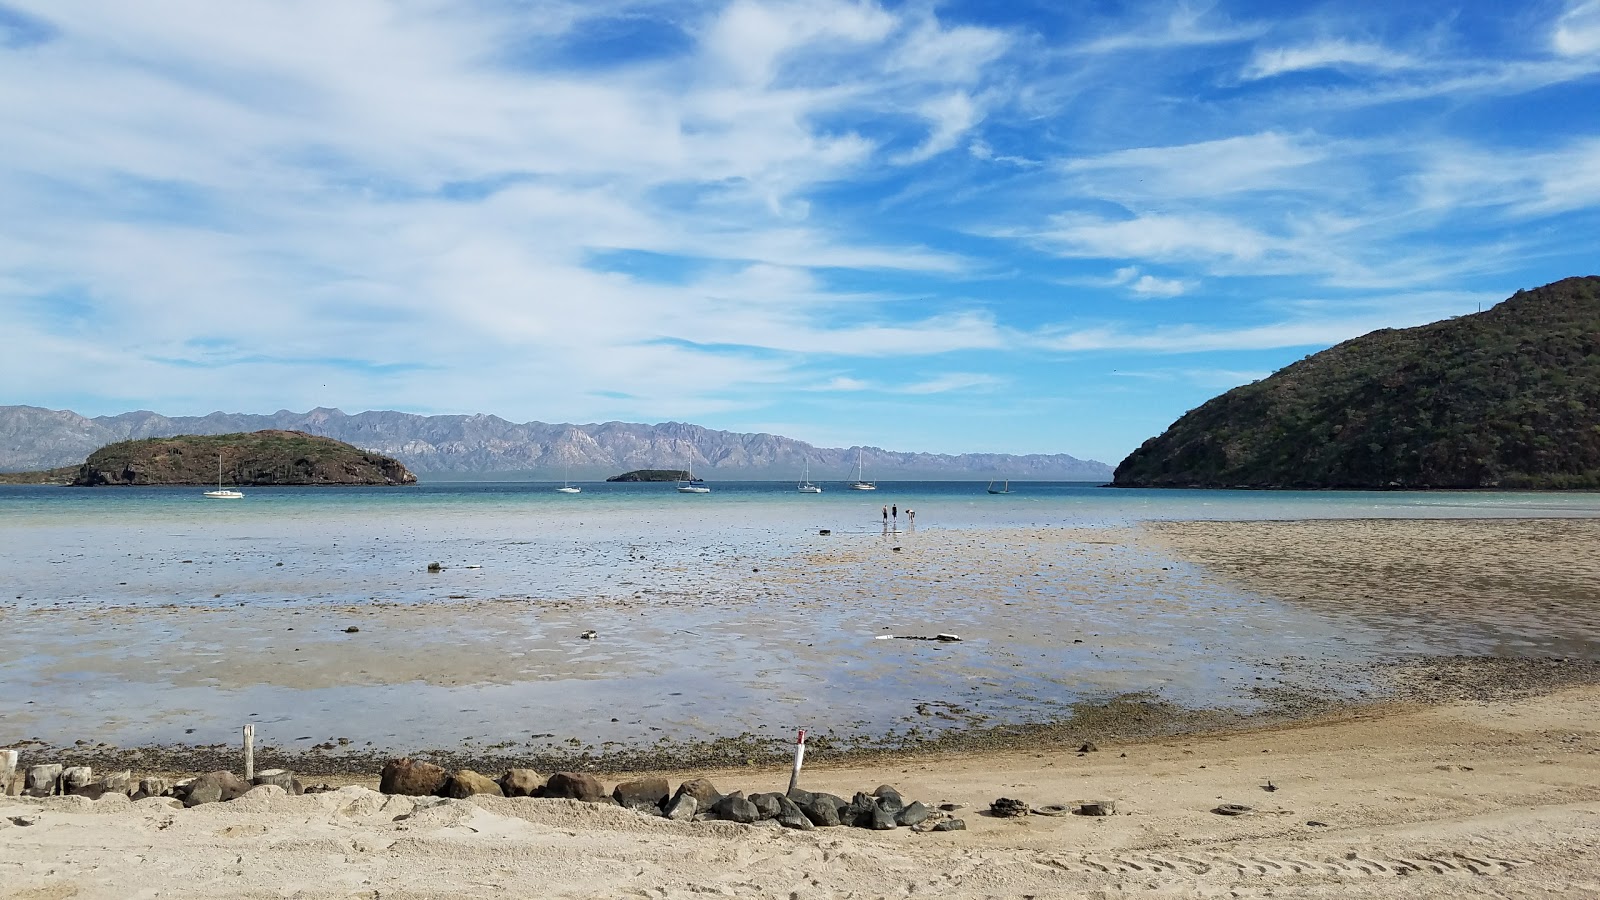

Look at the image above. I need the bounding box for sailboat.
[676,464,710,493]
[986,478,1011,495]
[555,463,581,493]
[203,456,244,499]
[798,457,822,493]
[849,447,876,490]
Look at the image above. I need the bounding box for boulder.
[775,795,815,831]
[499,768,546,798]
[25,764,63,798]
[749,792,783,820]
[100,771,133,795]
[613,777,670,812]
[542,772,609,803]
[252,769,301,795]
[61,767,94,794]
[932,818,966,831]
[869,804,898,830]
[663,793,697,822]
[183,771,251,807]
[872,784,905,813]
[673,777,723,810]
[896,801,931,827]
[990,797,1030,818]
[799,793,842,827]
[709,792,759,824]
[443,770,503,799]
[379,758,450,796]
[785,787,814,806]
[130,777,170,801]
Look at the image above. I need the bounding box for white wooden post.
[0,749,17,795]
[243,724,255,781]
[787,729,806,793]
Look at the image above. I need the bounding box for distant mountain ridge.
[0,405,1112,481]
[1113,275,1600,489]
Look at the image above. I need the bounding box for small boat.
[849,447,876,490]
[677,468,711,493]
[555,464,581,493]
[203,456,244,499]
[986,478,1011,495]
[798,458,822,493]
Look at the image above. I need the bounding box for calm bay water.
[3,481,1598,754]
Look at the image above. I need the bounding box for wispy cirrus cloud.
[1243,39,1419,80]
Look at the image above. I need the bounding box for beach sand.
[3,517,1599,897]
[2,685,1596,898]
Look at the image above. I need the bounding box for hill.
[72,431,417,486]
[0,407,1111,481]
[1113,276,1600,489]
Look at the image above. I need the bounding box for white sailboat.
[849,447,876,490]
[677,464,710,493]
[986,478,1011,495]
[798,457,822,493]
[555,464,581,493]
[203,456,244,499]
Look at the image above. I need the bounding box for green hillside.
[1113,276,1600,489]
[73,430,417,486]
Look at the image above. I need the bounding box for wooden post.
[787,729,806,793]
[243,724,255,781]
[0,749,16,796]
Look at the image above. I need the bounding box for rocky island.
[606,469,693,482]
[1114,275,1600,489]
[70,430,417,486]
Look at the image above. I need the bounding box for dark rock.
[869,804,898,830]
[896,801,931,827]
[673,778,723,810]
[61,767,94,794]
[543,771,609,803]
[444,770,503,799]
[990,797,1029,817]
[1079,742,1099,753]
[873,785,904,813]
[613,777,670,812]
[130,777,169,802]
[663,793,697,822]
[499,768,546,797]
[750,792,782,820]
[800,794,843,827]
[380,758,450,796]
[184,771,251,807]
[932,818,967,831]
[709,792,759,824]
[775,795,814,830]
[785,787,814,806]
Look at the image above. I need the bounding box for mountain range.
[0,406,1112,481]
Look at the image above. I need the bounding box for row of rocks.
[378,758,964,831]
[7,763,317,808]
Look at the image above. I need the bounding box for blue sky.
[2,0,1598,464]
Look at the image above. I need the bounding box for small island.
[69,431,418,486]
[606,469,693,483]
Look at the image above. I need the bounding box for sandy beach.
[4,516,1599,897]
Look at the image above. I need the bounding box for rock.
[613,777,670,812]
[443,770,503,799]
[663,792,698,822]
[99,771,133,795]
[990,797,1029,818]
[672,778,723,810]
[932,818,967,831]
[25,764,63,797]
[252,769,301,794]
[379,758,450,796]
[499,768,546,797]
[896,800,931,827]
[869,804,898,830]
[1212,803,1253,816]
[344,626,360,633]
[543,772,609,803]
[426,562,443,573]
[130,777,170,801]
[775,795,814,831]
[785,787,814,806]
[749,792,783,820]
[709,792,759,824]
[873,785,905,813]
[800,793,843,827]
[61,766,94,794]
[1078,800,1116,816]
[184,771,251,807]
[1079,742,1099,753]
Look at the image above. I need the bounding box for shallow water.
[3,482,1598,753]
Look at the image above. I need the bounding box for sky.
[2,1,1598,464]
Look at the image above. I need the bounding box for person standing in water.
[882,505,889,529]
[891,504,898,528]
[907,508,915,528]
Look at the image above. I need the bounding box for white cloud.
[1062,132,1328,199]
[1036,212,1276,265]
[1555,0,1600,56]
[1112,266,1193,298]
[1243,39,1418,80]
[895,372,1005,394]
[1073,5,1264,55]
[893,91,981,164]
[703,0,896,86]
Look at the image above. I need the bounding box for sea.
[3,481,1598,756]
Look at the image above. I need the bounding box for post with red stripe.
[787,729,806,793]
